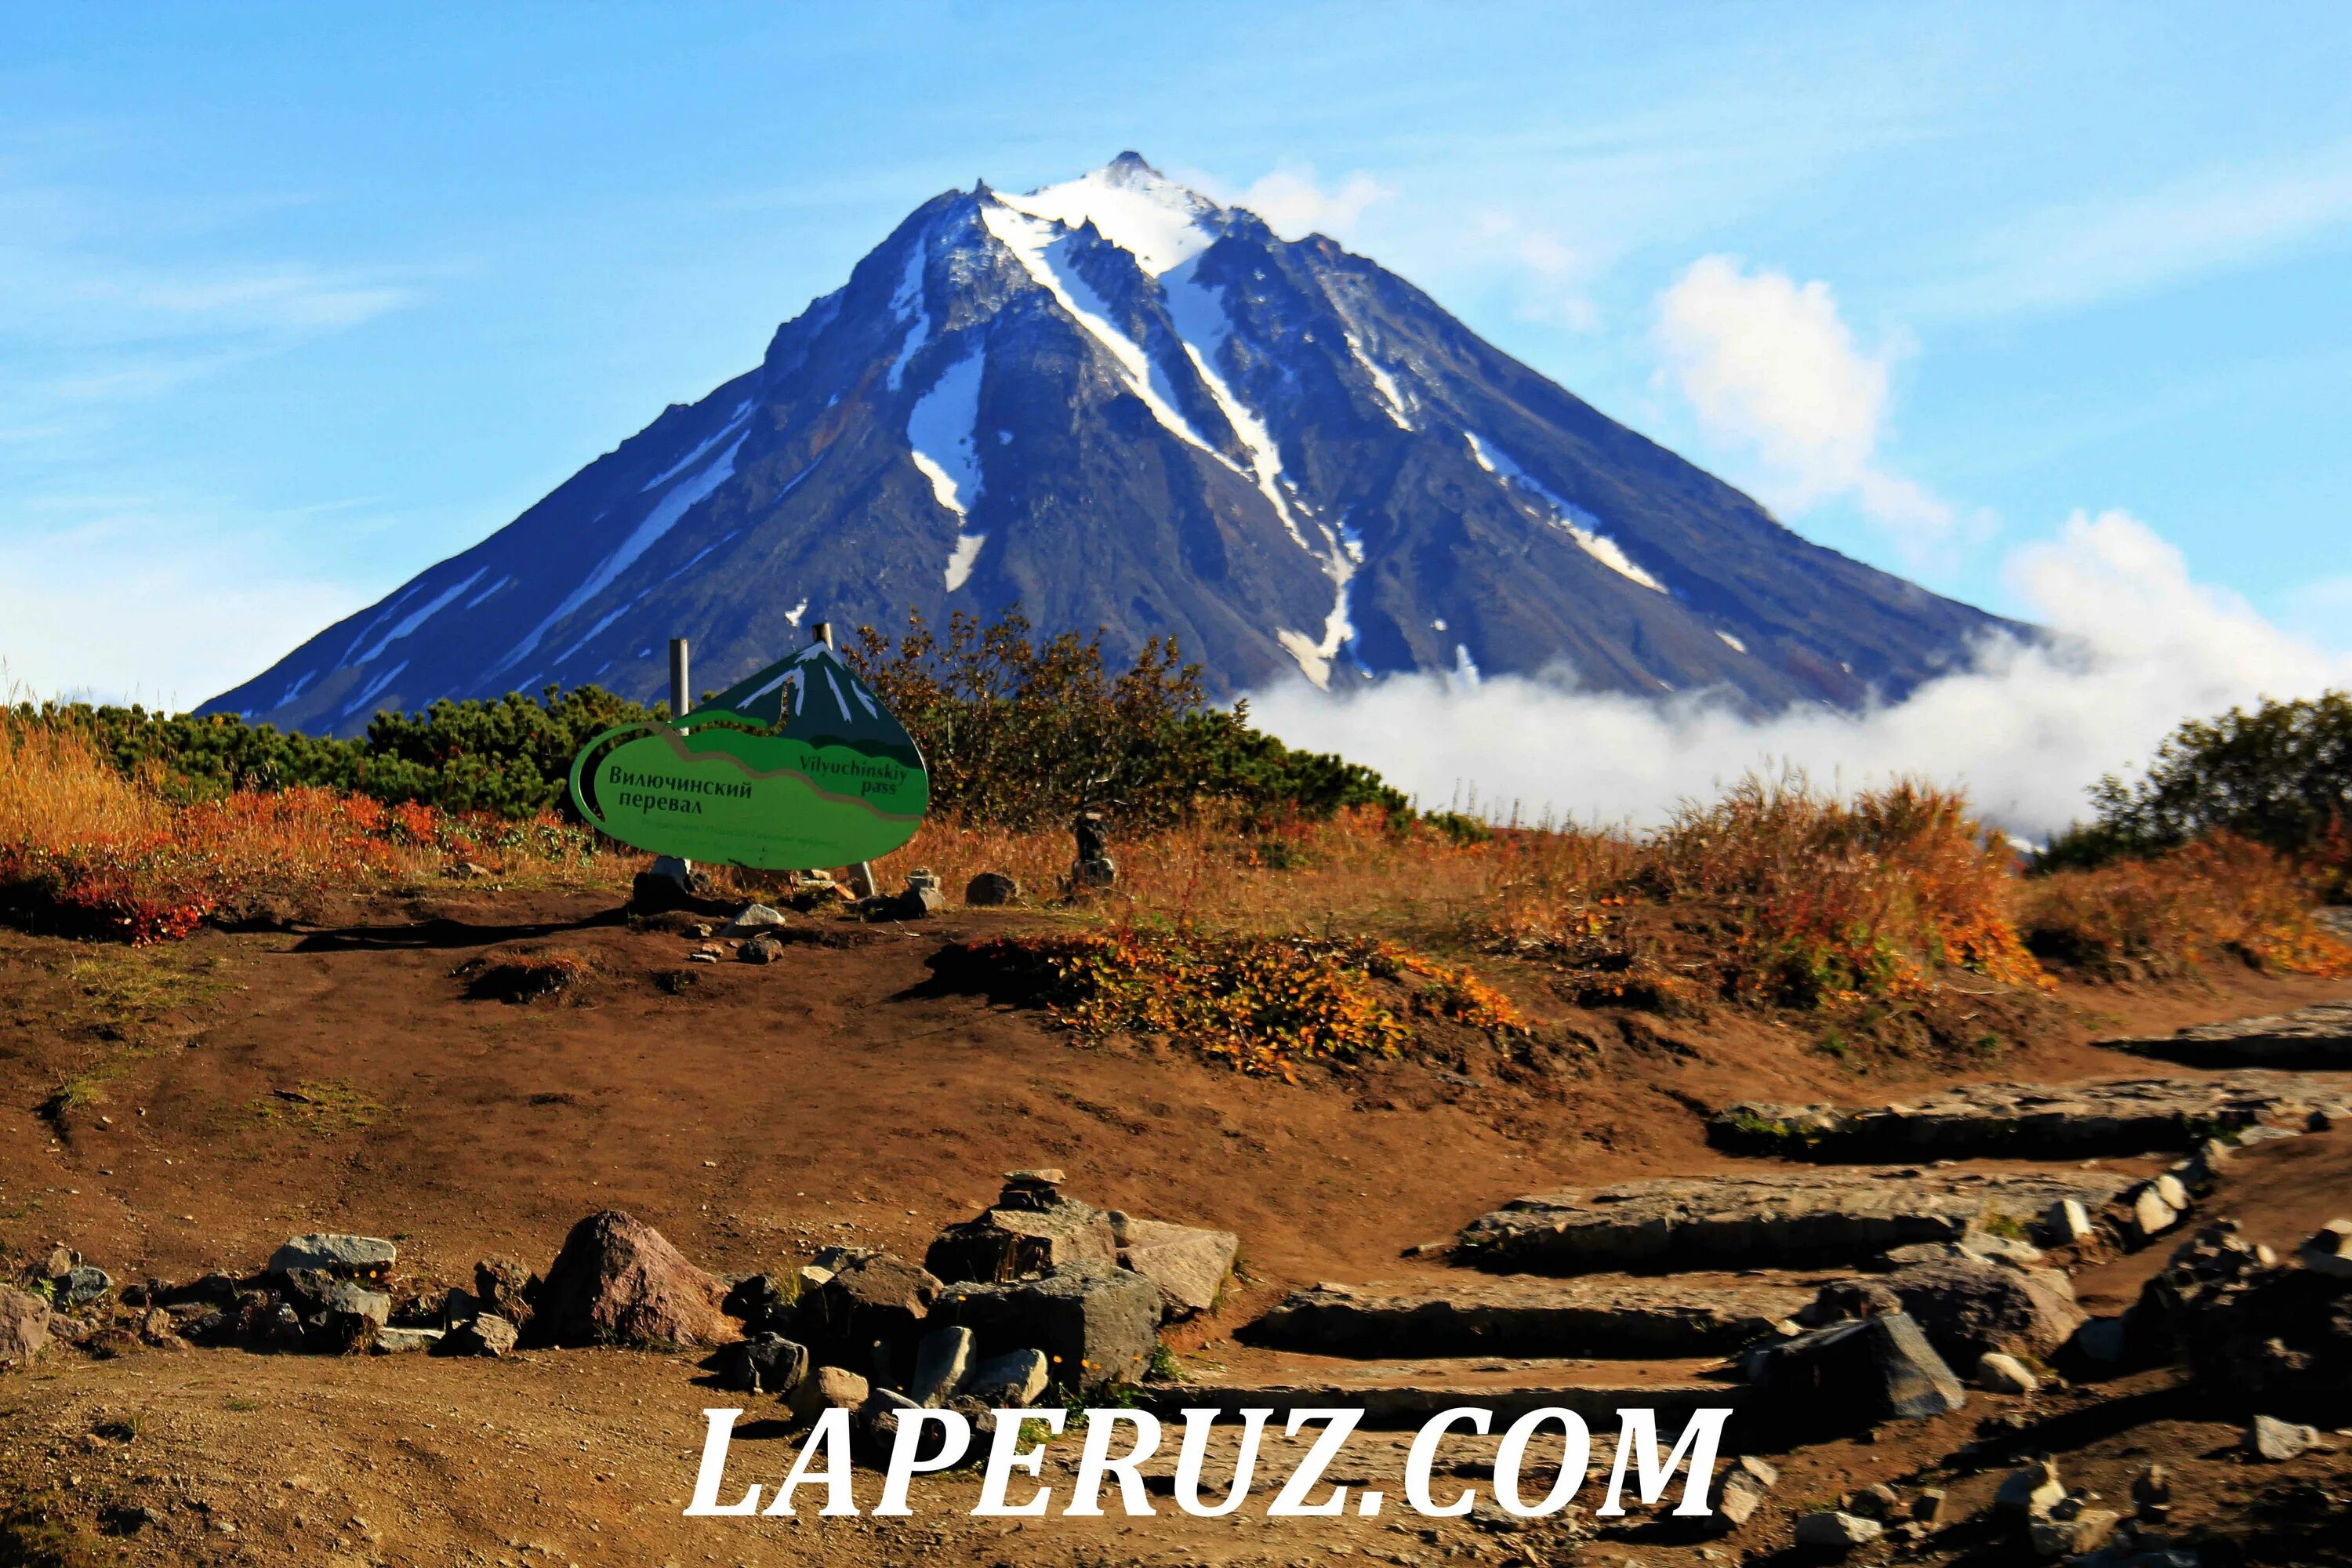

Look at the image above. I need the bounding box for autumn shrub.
[2017,831,2352,979]
[1632,776,2049,1006]
[1,708,604,942]
[932,927,1526,1079]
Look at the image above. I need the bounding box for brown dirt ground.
[2,888,2348,1565]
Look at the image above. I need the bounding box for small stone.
[1975,1351,2040,1395]
[1846,1482,1899,1519]
[2152,1172,2190,1210]
[1003,1168,1065,1190]
[788,1365,869,1424]
[1911,1487,1946,1524]
[1994,1458,2064,1516]
[56,1265,114,1311]
[908,1325,975,1406]
[268,1235,397,1279]
[964,872,1020,906]
[738,935,783,964]
[2042,1198,2096,1245]
[2296,1218,2352,1279]
[441,1312,519,1358]
[2247,1413,2319,1461]
[721,903,787,936]
[1794,1511,1882,1548]
[40,1246,76,1279]
[2130,1463,2171,1511]
[688,951,719,964]
[2129,1185,2181,1242]
[370,1327,445,1354]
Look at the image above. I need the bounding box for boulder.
[631,857,717,913]
[925,1191,1117,1284]
[2246,1413,2319,1461]
[529,1210,729,1349]
[964,1348,1051,1407]
[1885,1257,2085,1363]
[268,1234,397,1279]
[284,1269,391,1352]
[964,873,1020,906]
[441,1312,520,1358]
[738,935,784,964]
[721,1272,793,1334]
[1744,1312,1966,1436]
[909,1326,975,1406]
[1795,1512,1882,1548]
[1110,1214,1237,1318]
[1911,1488,1947,1524]
[714,1332,809,1396]
[372,1327,445,1354]
[2041,1199,2095,1247]
[935,1261,1161,1390]
[858,1386,923,1448]
[788,1365,870,1424]
[474,1257,537,1329]
[1974,1352,2040,1395]
[2124,1185,2181,1244]
[798,1253,942,1381]
[0,1287,55,1370]
[2297,1218,2352,1279]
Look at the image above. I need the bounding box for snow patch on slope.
[980,200,1218,457]
[642,408,753,492]
[885,241,931,391]
[907,346,989,590]
[341,659,408,720]
[1465,432,1666,593]
[1163,259,1311,550]
[354,568,485,664]
[1345,332,1412,429]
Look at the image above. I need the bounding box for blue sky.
[4,0,2349,710]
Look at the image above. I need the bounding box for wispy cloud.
[1653,255,1984,557]
[1911,140,2352,321]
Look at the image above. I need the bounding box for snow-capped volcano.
[206,152,2014,734]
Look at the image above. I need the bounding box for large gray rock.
[529,1210,729,1349]
[1745,1312,1966,1435]
[1795,1512,1882,1548]
[441,1312,519,1357]
[1112,1214,1237,1318]
[715,1333,809,1396]
[1250,1274,1815,1359]
[1458,1169,2137,1273]
[56,1265,113,1310]
[909,1326,975,1406]
[964,1348,1051,1406]
[935,1261,1161,1389]
[788,1365,869,1424]
[799,1253,942,1375]
[2247,1413,2320,1461]
[925,1190,1117,1283]
[1883,1257,2085,1363]
[268,1234,397,1279]
[0,1287,54,1371]
[1712,1073,2350,1159]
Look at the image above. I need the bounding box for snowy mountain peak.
[202,155,2017,736]
[996,152,1226,276]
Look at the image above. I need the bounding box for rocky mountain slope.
[205,154,2016,735]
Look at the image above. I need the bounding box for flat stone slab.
[1711,1073,2352,1160]
[1244,1273,1817,1359]
[1142,1363,1745,1430]
[2097,1005,2352,1070]
[1456,1169,2140,1274]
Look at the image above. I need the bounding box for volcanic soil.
[2,887,2349,1566]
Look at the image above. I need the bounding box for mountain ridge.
[204,153,2018,735]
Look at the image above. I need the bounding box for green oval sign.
[568,643,928,869]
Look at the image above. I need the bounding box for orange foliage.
[2018,830,2352,979]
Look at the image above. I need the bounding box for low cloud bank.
[1247,510,2350,840]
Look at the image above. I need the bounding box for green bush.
[2040,692,2352,873]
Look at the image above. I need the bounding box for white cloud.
[1654,255,1976,553]
[1225,163,1390,241]
[1247,509,2350,841]
[0,501,369,710]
